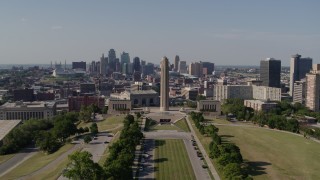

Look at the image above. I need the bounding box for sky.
[0,0,319,66]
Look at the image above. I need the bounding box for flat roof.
[130,90,157,95]
[1,101,56,108]
[0,120,21,141]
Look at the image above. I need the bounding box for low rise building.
[0,101,56,120]
[108,99,131,114]
[110,90,159,107]
[68,95,105,112]
[215,85,252,102]
[244,100,278,112]
[197,100,221,115]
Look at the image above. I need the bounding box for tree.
[84,135,92,144]
[52,118,77,142]
[136,112,141,119]
[90,123,99,135]
[79,106,92,122]
[63,151,105,180]
[223,163,243,179]
[36,131,60,154]
[196,94,206,101]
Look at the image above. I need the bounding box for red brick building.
[68,95,105,112]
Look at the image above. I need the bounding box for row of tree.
[63,114,143,179]
[0,119,53,154]
[190,112,251,179]
[0,111,95,155]
[221,98,301,133]
[104,114,143,179]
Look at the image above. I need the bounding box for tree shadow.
[155,140,166,147]
[220,134,234,144]
[245,160,271,176]
[153,157,168,163]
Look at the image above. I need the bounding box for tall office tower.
[120,52,130,65]
[174,55,180,72]
[122,63,127,74]
[160,57,169,111]
[108,49,116,70]
[141,60,146,66]
[127,62,133,75]
[189,62,203,77]
[114,58,120,72]
[133,57,141,72]
[290,54,313,96]
[260,58,281,88]
[143,63,154,76]
[306,64,320,111]
[202,62,215,75]
[178,61,187,73]
[100,54,107,75]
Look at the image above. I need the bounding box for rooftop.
[0,120,21,141]
[1,101,56,108]
[130,90,158,95]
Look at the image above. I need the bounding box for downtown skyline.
[1,0,320,66]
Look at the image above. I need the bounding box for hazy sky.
[0,0,319,66]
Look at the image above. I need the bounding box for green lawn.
[204,116,231,124]
[78,114,125,131]
[28,157,69,180]
[0,154,14,165]
[174,118,191,132]
[2,144,75,179]
[150,124,181,131]
[217,125,320,180]
[155,139,196,180]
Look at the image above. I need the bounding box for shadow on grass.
[154,158,168,163]
[245,161,271,176]
[220,134,234,144]
[155,140,166,147]
[144,119,158,131]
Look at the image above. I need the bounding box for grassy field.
[217,125,320,180]
[78,114,125,132]
[174,118,191,132]
[150,124,181,131]
[155,139,196,180]
[0,154,14,165]
[28,157,69,180]
[1,144,75,179]
[203,116,231,124]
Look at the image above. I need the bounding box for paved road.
[57,132,114,180]
[0,147,38,177]
[138,139,155,180]
[186,116,221,180]
[143,131,211,180]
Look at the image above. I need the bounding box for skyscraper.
[160,57,169,111]
[120,52,130,64]
[174,55,180,72]
[133,57,141,72]
[189,62,203,77]
[100,54,107,75]
[202,62,215,75]
[260,58,281,88]
[178,61,187,74]
[306,64,320,111]
[108,49,116,71]
[290,54,313,96]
